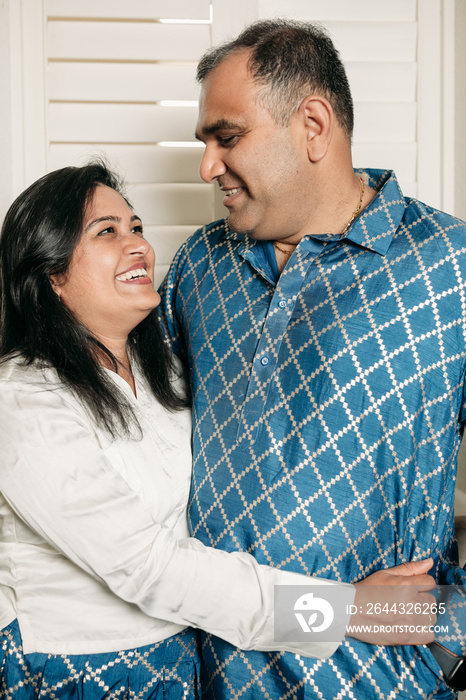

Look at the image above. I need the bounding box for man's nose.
[199,144,227,183]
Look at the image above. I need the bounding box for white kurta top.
[0,356,354,656]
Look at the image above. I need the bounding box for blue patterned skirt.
[0,620,201,699]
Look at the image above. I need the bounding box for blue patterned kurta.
[160,170,466,699]
[0,621,200,699]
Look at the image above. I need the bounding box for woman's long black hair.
[0,162,187,437]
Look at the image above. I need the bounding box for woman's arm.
[0,374,353,659]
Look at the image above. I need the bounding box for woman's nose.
[124,232,151,255]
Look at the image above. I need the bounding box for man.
[160,19,466,698]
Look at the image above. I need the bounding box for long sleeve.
[0,362,354,658]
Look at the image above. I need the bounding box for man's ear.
[298,95,333,162]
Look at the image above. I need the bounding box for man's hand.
[347,558,437,645]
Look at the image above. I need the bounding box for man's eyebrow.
[85,214,141,231]
[195,119,241,141]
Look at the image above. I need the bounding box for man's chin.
[226,214,248,235]
[226,214,261,238]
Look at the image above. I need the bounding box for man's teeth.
[224,187,242,196]
[116,268,148,281]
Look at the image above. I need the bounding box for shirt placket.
[236,238,328,446]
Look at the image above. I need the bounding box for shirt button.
[278,299,287,309]
[260,356,269,366]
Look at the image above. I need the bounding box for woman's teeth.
[115,268,148,281]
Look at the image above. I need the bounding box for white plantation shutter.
[26,0,212,286]
[6,0,454,281]
[258,0,423,201]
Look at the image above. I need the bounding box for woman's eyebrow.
[85,214,141,231]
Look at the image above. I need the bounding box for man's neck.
[271,172,378,273]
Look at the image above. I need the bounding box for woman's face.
[52,185,159,339]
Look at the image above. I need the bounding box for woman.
[0,163,354,698]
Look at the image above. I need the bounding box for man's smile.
[220,184,245,206]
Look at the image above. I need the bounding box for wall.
[455,0,466,221]
[0,0,12,221]
[454,0,466,512]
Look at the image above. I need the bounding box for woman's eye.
[97,227,114,236]
[132,225,144,236]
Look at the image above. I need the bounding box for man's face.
[195,51,314,242]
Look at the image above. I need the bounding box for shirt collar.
[222,169,406,257]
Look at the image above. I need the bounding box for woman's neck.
[94,333,136,396]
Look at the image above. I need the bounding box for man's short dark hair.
[197,18,354,138]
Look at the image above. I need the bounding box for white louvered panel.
[48,104,199,143]
[48,63,199,102]
[46,0,211,20]
[43,1,210,252]
[256,2,419,200]
[258,0,416,22]
[352,143,417,183]
[154,265,172,290]
[128,184,214,276]
[49,145,204,184]
[47,21,210,61]
[353,104,416,143]
[353,145,417,198]
[346,63,416,103]
[128,184,213,226]
[10,0,451,267]
[314,22,416,63]
[145,226,197,264]
[149,224,197,289]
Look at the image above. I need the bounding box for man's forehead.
[199,52,255,101]
[196,58,259,139]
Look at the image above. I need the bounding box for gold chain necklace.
[273,241,296,257]
[273,176,365,256]
[341,176,365,235]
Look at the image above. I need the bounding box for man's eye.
[218,135,238,147]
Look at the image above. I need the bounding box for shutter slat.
[324,22,417,62]
[346,63,416,102]
[48,63,199,102]
[154,266,171,290]
[49,102,415,145]
[129,183,213,226]
[353,103,416,143]
[397,181,416,198]
[47,21,210,61]
[48,104,198,143]
[258,0,416,22]
[48,144,203,183]
[46,0,210,20]
[145,226,197,264]
[352,143,416,181]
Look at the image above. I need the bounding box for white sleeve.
[0,382,354,658]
